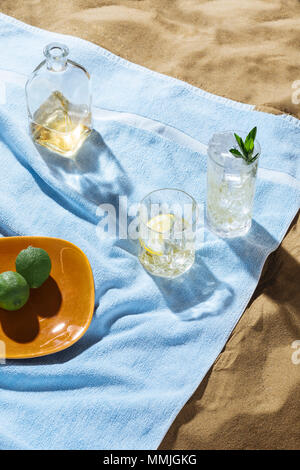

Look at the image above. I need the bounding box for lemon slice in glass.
[140,213,175,256]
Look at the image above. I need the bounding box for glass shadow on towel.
[115,239,234,321]
[225,220,279,279]
[226,218,300,312]
[152,251,234,320]
[34,129,133,208]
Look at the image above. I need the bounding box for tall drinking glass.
[206,131,260,238]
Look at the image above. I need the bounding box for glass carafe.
[25,43,92,157]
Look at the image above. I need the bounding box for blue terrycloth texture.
[0,13,299,450]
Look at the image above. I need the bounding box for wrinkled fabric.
[0,13,299,449]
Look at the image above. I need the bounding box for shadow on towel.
[225,220,279,279]
[152,252,234,319]
[35,129,133,209]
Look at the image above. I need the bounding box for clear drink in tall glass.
[206,131,260,238]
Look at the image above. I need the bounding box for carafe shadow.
[34,129,133,208]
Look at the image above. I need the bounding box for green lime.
[0,271,30,311]
[16,246,52,289]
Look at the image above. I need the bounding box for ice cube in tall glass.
[206,131,260,238]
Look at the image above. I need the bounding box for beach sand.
[1,0,300,450]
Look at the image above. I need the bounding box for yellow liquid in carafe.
[31,91,91,157]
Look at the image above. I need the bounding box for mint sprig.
[229,127,259,164]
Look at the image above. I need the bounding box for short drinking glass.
[138,189,198,278]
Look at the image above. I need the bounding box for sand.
[1,0,300,450]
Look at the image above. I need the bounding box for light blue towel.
[0,13,299,450]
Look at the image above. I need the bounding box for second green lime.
[16,246,52,288]
[0,271,30,311]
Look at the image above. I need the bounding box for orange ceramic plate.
[0,237,94,359]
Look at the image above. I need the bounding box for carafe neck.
[44,43,69,72]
